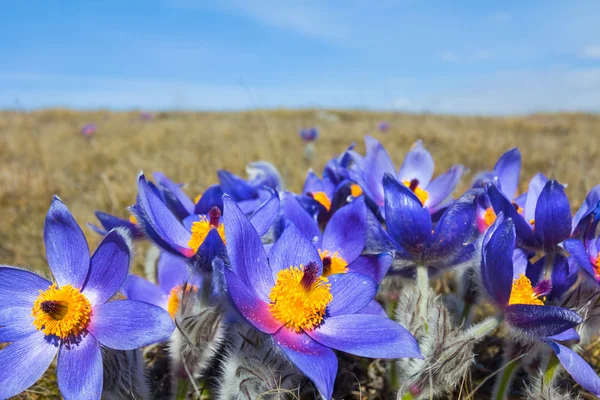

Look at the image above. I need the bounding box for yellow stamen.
[188,216,226,252]
[194,194,202,204]
[529,219,535,227]
[319,249,349,276]
[269,265,333,332]
[508,274,544,306]
[32,284,92,339]
[311,192,332,212]
[593,254,600,279]
[167,284,198,318]
[350,184,363,197]
[483,207,497,227]
[129,215,138,225]
[403,180,429,206]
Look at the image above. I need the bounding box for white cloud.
[580,45,600,59]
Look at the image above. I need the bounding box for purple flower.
[571,184,600,238]
[140,112,154,121]
[122,252,202,318]
[564,223,600,284]
[481,216,600,396]
[88,211,145,239]
[487,175,572,251]
[0,197,174,400]
[381,173,479,273]
[246,161,285,193]
[299,126,319,142]
[349,137,464,214]
[221,195,421,399]
[133,174,279,274]
[81,123,97,138]
[378,121,390,132]
[282,193,392,283]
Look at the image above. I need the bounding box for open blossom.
[0,197,174,400]
[349,137,464,214]
[221,195,421,399]
[481,215,600,396]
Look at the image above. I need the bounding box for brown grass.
[1,109,600,399]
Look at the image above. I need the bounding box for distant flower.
[0,197,174,400]
[140,112,154,121]
[349,137,464,215]
[481,215,600,397]
[81,123,97,138]
[378,121,390,132]
[299,126,319,142]
[221,195,421,399]
[88,211,144,239]
[246,161,285,193]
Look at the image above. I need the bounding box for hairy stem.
[416,265,429,327]
[492,359,519,400]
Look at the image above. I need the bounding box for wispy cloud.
[580,45,600,59]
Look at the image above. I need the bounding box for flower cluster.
[2,136,600,399]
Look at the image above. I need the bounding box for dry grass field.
[1,109,600,399]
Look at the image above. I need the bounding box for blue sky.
[1,0,600,114]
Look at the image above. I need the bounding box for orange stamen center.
[32,284,92,339]
[350,184,363,197]
[403,179,429,206]
[319,249,349,277]
[508,274,545,306]
[188,207,226,252]
[311,192,332,212]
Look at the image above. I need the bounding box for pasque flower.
[221,195,421,399]
[0,197,174,399]
[481,215,600,396]
[299,126,319,142]
[133,173,279,274]
[349,137,463,214]
[88,211,144,239]
[381,173,479,272]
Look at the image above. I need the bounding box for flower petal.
[282,192,321,244]
[0,267,51,308]
[363,136,396,206]
[327,273,377,317]
[218,170,257,201]
[92,211,142,238]
[44,196,90,289]
[153,171,195,220]
[273,328,337,400]
[83,229,131,306]
[157,251,191,293]
[572,184,600,237]
[0,307,37,342]
[482,218,515,306]
[487,183,535,248]
[308,314,422,359]
[347,253,392,284]
[494,148,521,199]
[546,328,579,342]
[550,254,578,301]
[0,331,58,399]
[358,299,387,316]
[224,269,282,334]
[425,165,464,211]
[269,224,322,280]
[88,300,174,350]
[223,196,273,301]
[135,174,193,257]
[302,170,325,194]
[122,275,168,309]
[524,173,549,223]
[505,304,582,338]
[57,333,102,400]
[397,139,435,188]
[383,173,432,254]
[546,339,600,397]
[564,238,597,281]
[534,180,572,249]
[322,197,367,263]
[249,189,280,236]
[194,184,224,215]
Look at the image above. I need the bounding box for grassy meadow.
[1,109,600,399]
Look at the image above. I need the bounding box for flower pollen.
[167,283,198,318]
[403,179,429,206]
[483,207,497,227]
[129,215,138,225]
[32,284,92,339]
[350,184,363,197]
[508,274,545,306]
[319,249,348,277]
[269,262,333,332]
[188,207,226,252]
[310,191,332,212]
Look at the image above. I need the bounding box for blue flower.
[221,195,421,399]
[88,211,145,239]
[481,216,600,397]
[0,197,174,400]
